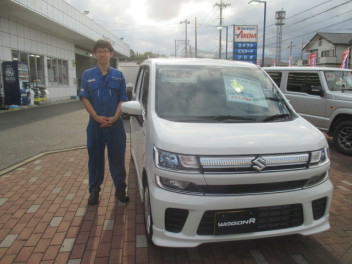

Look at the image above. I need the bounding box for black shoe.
[88,191,99,205]
[115,190,129,203]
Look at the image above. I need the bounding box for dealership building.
[0,0,130,106]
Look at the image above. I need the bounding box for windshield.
[156,65,294,123]
[324,70,352,91]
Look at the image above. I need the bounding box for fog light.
[156,176,190,191]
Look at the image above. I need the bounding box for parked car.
[122,59,332,247]
[263,66,352,156]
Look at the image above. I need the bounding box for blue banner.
[234,42,257,49]
[233,42,257,64]
[234,49,257,55]
[233,55,257,61]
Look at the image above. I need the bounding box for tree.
[125,50,166,62]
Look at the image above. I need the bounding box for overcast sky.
[65,0,352,62]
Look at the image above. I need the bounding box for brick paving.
[0,138,351,264]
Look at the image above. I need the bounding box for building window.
[11,50,28,64]
[12,50,69,87]
[20,52,28,64]
[318,38,322,46]
[29,54,44,86]
[12,50,20,61]
[47,57,69,85]
[321,49,335,57]
[12,50,44,87]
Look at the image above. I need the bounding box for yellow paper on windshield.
[224,75,268,107]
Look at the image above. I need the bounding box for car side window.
[134,67,144,100]
[267,72,282,87]
[287,72,322,96]
[140,67,150,118]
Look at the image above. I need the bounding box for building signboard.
[233,25,258,64]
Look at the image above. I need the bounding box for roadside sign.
[233,25,258,64]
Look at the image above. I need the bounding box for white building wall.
[0,16,76,101]
[0,0,130,103]
[11,0,129,56]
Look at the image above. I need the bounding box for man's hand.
[105,116,119,125]
[95,116,112,127]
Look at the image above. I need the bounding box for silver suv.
[264,67,352,156]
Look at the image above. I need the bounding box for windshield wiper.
[160,115,256,122]
[210,115,256,122]
[262,114,291,122]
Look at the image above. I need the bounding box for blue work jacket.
[79,66,128,119]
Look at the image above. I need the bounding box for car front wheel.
[333,120,352,156]
[144,182,154,245]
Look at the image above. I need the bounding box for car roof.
[263,66,352,72]
[141,58,260,68]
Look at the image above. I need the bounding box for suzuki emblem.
[252,157,266,172]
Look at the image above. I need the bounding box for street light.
[248,0,266,66]
[217,26,229,59]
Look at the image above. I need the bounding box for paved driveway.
[0,107,351,263]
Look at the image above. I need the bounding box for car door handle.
[285,96,291,101]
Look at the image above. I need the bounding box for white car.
[122,58,332,247]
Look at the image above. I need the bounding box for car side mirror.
[122,101,143,116]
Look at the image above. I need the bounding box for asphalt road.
[0,100,87,171]
[0,100,131,172]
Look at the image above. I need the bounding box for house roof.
[318,32,352,44]
[303,32,352,50]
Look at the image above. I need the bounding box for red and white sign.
[288,56,293,66]
[309,53,317,67]
[340,48,349,69]
[234,25,258,43]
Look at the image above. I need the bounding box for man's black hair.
[93,39,114,53]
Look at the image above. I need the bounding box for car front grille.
[197,179,308,195]
[200,153,309,173]
[197,203,303,235]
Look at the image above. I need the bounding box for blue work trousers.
[87,118,127,193]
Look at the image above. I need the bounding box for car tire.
[333,120,352,156]
[143,182,154,245]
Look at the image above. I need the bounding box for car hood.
[151,115,327,155]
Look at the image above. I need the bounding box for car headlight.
[309,147,329,167]
[153,147,200,172]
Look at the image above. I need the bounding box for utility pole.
[195,17,198,58]
[214,0,230,59]
[287,41,295,58]
[287,41,295,65]
[180,19,190,57]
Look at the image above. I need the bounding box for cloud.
[146,0,184,21]
[65,0,352,61]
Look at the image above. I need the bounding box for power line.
[270,9,352,39]
[283,0,352,29]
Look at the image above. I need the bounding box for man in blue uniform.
[79,39,129,205]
